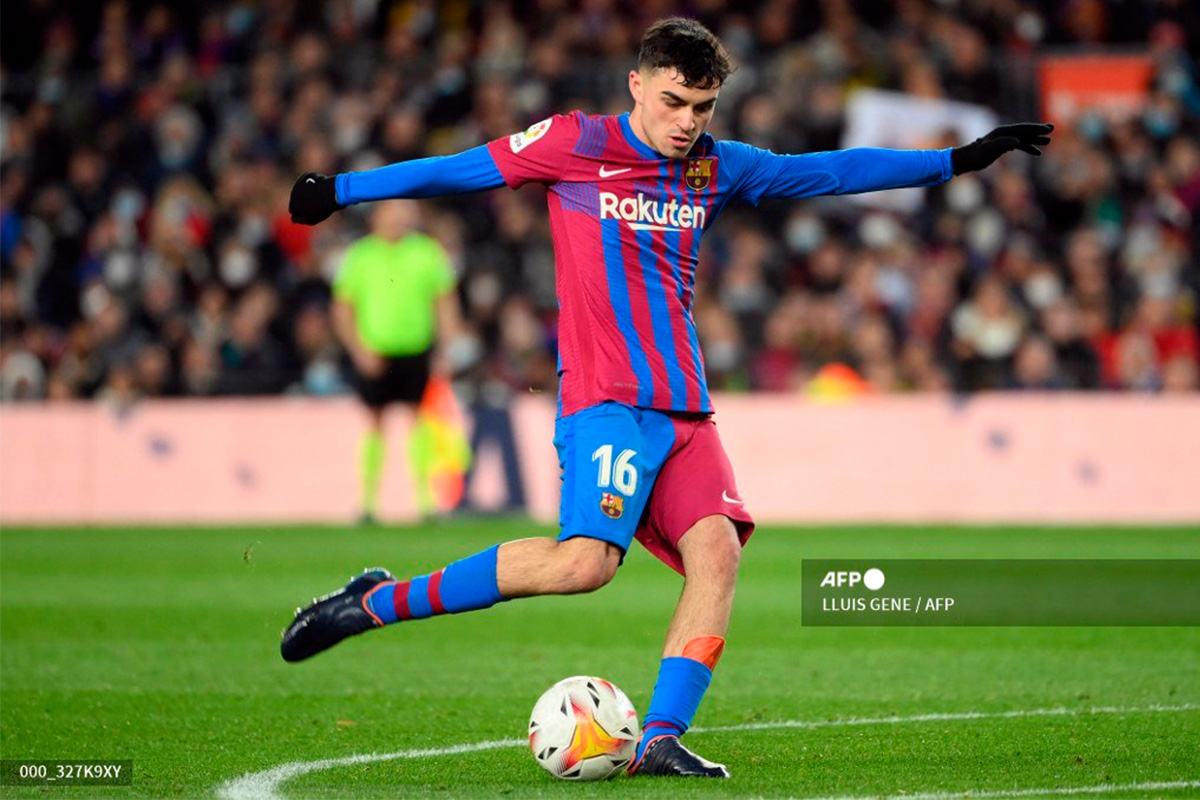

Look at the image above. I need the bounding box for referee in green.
[332,199,461,523]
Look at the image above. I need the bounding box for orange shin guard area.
[681,635,726,670]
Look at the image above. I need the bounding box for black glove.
[951,123,1053,175]
[289,172,342,225]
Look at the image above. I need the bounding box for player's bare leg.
[282,535,621,662]
[662,514,740,656]
[497,537,621,597]
[631,514,740,778]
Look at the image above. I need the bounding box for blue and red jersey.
[336,111,953,417]
[489,112,721,416]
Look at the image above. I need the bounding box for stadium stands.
[1,0,1197,402]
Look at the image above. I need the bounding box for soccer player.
[283,18,1051,777]
[332,199,460,523]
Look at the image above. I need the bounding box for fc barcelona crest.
[685,159,712,191]
[600,492,624,519]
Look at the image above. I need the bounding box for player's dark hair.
[638,17,734,89]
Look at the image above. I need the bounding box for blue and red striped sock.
[635,636,726,763]
[363,544,505,624]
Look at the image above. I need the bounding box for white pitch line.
[217,738,523,800]
[691,702,1200,734]
[801,779,1200,800]
[216,703,1199,800]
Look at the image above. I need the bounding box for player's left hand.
[951,123,1053,175]
[289,172,343,225]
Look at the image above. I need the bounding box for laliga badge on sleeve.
[509,118,553,153]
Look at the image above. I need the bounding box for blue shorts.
[553,401,754,571]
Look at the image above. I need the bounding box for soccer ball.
[528,676,640,780]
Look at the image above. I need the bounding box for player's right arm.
[288,114,582,226]
[289,146,506,225]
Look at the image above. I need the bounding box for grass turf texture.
[1,523,1197,799]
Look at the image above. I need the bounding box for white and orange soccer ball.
[528,676,640,780]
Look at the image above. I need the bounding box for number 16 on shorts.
[593,444,639,516]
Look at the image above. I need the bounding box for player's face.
[628,68,720,159]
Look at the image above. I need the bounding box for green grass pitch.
[2,522,1198,799]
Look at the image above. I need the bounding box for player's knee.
[560,538,620,593]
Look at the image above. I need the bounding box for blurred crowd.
[2,0,1198,404]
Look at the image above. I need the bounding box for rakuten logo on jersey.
[599,192,706,232]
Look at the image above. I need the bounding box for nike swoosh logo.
[722,491,744,505]
[599,166,632,178]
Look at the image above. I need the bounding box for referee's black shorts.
[355,350,431,409]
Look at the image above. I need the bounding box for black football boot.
[629,735,730,778]
[281,568,394,662]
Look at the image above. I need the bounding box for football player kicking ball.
[282,17,1051,778]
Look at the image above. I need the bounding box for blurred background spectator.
[331,198,460,522]
[1,0,1197,405]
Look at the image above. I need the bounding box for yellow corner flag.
[407,376,472,514]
